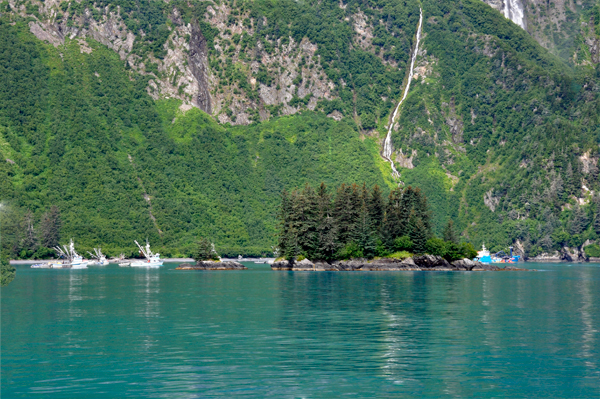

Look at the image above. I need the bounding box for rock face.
[176,261,247,270]
[189,21,212,114]
[270,257,503,272]
[528,246,589,263]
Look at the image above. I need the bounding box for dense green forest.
[277,182,477,262]
[1,0,600,260]
[0,18,386,257]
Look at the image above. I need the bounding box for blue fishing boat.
[475,244,492,263]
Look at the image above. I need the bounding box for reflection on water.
[2,263,600,397]
[577,268,598,375]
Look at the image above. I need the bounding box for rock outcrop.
[270,257,509,272]
[176,261,247,270]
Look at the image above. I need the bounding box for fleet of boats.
[31,241,520,269]
[31,239,163,269]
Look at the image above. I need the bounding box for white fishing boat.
[87,248,109,266]
[131,240,163,267]
[118,261,131,267]
[53,240,89,269]
[31,263,51,269]
[49,260,67,268]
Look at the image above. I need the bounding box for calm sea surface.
[2,262,600,398]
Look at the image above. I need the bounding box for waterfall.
[503,0,525,29]
[382,7,423,180]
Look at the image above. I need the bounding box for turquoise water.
[2,263,600,397]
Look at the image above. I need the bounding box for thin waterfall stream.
[382,7,423,180]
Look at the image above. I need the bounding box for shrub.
[386,251,412,260]
[338,242,364,259]
[425,237,447,257]
[444,242,478,262]
[394,236,413,251]
[584,244,600,258]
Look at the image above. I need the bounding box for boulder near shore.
[271,256,528,272]
[176,261,247,270]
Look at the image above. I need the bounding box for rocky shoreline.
[175,261,247,270]
[271,255,529,272]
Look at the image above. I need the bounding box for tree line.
[1,206,61,259]
[277,183,477,262]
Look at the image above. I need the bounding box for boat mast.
[134,240,150,259]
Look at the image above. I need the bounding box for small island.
[272,183,528,272]
[175,238,247,271]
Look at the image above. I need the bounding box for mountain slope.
[1,0,599,259]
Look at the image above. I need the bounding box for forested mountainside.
[1,0,599,259]
[482,0,600,64]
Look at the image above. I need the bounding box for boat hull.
[130,260,163,267]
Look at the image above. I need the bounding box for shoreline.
[10,258,194,265]
[9,257,275,265]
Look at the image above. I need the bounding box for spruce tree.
[411,218,428,254]
[40,206,61,248]
[297,184,319,259]
[357,197,376,258]
[569,205,589,236]
[194,237,219,261]
[368,184,385,238]
[443,219,458,244]
[333,184,360,247]
[382,188,404,248]
[316,183,338,260]
[21,209,38,255]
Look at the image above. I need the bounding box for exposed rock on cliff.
[189,21,212,113]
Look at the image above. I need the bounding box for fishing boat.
[114,253,131,267]
[53,240,89,269]
[491,246,521,263]
[87,248,109,266]
[474,244,492,264]
[130,240,163,267]
[31,263,51,268]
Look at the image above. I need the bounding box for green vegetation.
[1,0,600,260]
[193,237,220,261]
[1,256,15,287]
[0,19,385,258]
[277,182,476,262]
[585,244,600,258]
[391,0,600,256]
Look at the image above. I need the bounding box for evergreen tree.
[194,237,220,261]
[368,184,385,237]
[40,205,61,248]
[297,184,319,259]
[569,205,589,236]
[411,218,428,254]
[443,219,458,244]
[382,188,404,248]
[20,209,38,255]
[356,197,376,258]
[277,190,298,260]
[315,183,338,260]
[333,184,361,247]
